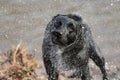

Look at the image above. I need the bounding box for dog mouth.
[51,31,69,45]
[51,31,76,46]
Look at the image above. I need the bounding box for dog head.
[51,14,83,46]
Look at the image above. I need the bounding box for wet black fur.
[42,14,108,80]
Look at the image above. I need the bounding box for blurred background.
[0,0,120,79]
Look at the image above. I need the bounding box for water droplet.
[110,3,113,6]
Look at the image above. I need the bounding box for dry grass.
[0,43,43,80]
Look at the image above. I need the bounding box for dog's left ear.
[52,14,61,21]
[67,14,82,22]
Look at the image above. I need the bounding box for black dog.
[42,14,108,80]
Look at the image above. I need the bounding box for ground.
[0,0,120,80]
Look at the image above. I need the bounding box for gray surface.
[0,0,120,79]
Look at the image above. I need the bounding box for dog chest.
[54,48,88,77]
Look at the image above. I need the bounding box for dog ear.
[67,14,82,22]
[52,14,61,21]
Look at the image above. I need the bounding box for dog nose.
[52,31,62,38]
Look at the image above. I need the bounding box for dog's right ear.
[67,14,82,22]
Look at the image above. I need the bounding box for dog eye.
[54,21,62,28]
